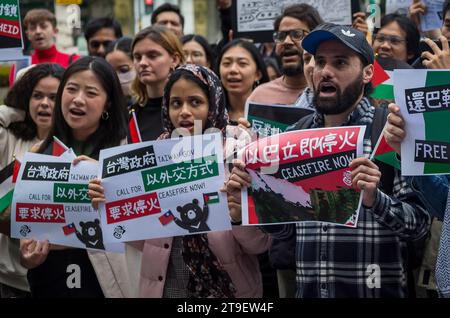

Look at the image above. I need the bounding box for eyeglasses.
[89,40,113,49]
[374,34,406,46]
[273,29,309,43]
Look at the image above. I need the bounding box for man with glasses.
[372,14,420,65]
[84,17,123,58]
[246,4,323,298]
[248,4,323,105]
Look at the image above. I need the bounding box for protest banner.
[241,126,365,227]
[245,101,314,138]
[0,0,24,61]
[394,69,450,175]
[10,152,121,252]
[231,0,357,42]
[98,132,231,242]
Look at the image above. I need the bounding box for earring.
[101,110,109,120]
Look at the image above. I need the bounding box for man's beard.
[313,73,364,115]
[279,49,303,76]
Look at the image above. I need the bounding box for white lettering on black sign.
[405,84,450,114]
[102,146,157,178]
[22,162,71,182]
[415,140,450,164]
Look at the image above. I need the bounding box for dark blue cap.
[302,23,374,65]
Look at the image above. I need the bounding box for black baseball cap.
[302,23,374,65]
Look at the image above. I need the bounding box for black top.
[129,97,164,142]
[27,249,104,298]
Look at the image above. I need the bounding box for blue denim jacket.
[407,176,450,220]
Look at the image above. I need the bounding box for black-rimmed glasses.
[273,29,309,43]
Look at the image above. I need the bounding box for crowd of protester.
[1,0,450,298]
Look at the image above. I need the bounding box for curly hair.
[5,63,65,141]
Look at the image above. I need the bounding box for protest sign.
[385,0,412,15]
[1,140,73,215]
[231,0,357,42]
[0,0,24,61]
[10,152,122,252]
[98,133,231,242]
[241,126,365,227]
[420,0,444,32]
[245,101,314,138]
[394,69,450,175]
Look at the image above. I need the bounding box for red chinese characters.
[105,192,161,224]
[16,203,66,223]
[245,126,362,170]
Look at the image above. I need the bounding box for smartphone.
[418,39,450,55]
[411,40,450,69]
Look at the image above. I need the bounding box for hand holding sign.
[226,159,251,223]
[384,103,406,155]
[72,155,98,166]
[88,179,105,210]
[349,158,381,208]
[409,0,427,28]
[352,12,368,36]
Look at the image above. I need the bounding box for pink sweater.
[248,76,305,105]
[137,226,271,298]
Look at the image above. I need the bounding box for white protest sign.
[394,69,450,175]
[11,152,123,252]
[98,132,231,242]
[236,0,352,33]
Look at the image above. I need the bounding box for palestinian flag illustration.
[203,192,219,204]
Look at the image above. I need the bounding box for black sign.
[102,146,157,178]
[272,150,356,182]
[405,84,450,114]
[22,162,71,182]
[415,140,450,164]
